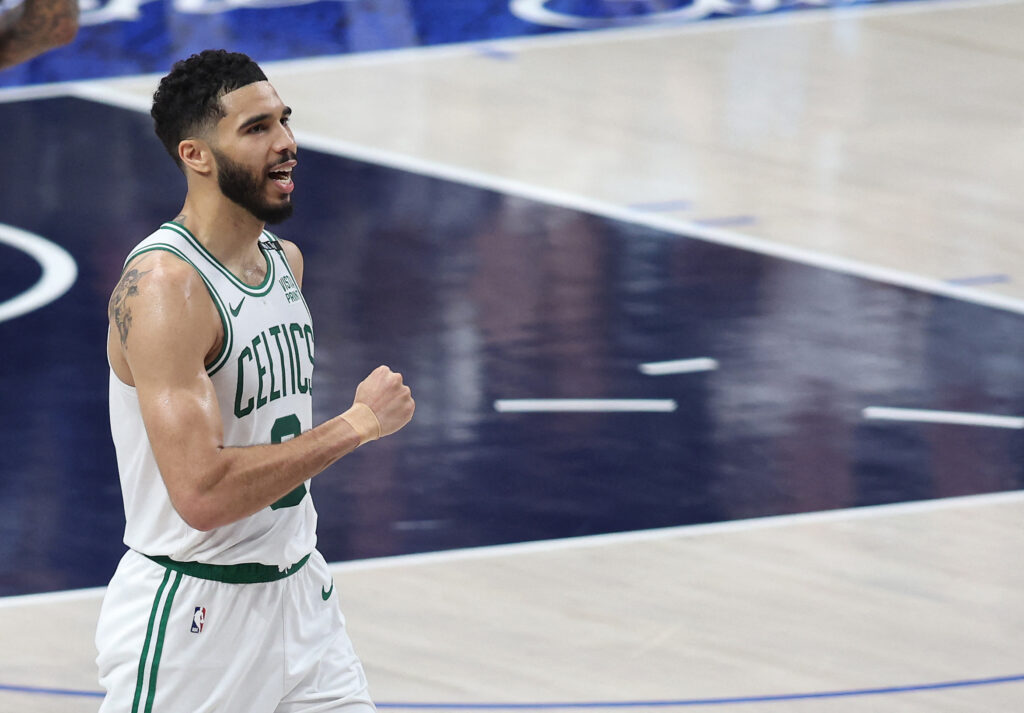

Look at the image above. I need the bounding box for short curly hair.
[151,49,267,169]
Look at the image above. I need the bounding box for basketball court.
[1,0,1023,710]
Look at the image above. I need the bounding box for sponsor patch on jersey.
[279,274,301,303]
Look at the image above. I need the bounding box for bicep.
[134,360,230,528]
[133,353,225,486]
[116,257,225,502]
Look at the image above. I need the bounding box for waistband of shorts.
[142,552,312,583]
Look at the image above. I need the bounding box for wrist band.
[341,402,382,446]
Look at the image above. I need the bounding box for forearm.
[137,355,410,531]
[177,411,372,531]
[0,0,78,70]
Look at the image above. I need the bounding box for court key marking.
[0,223,78,324]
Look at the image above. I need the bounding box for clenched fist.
[350,365,415,440]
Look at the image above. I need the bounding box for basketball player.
[95,50,415,712]
[0,0,77,71]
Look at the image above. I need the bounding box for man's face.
[211,81,297,224]
[212,147,294,225]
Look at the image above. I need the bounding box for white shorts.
[95,549,374,713]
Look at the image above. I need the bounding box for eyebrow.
[238,106,292,132]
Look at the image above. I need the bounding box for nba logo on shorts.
[191,607,206,634]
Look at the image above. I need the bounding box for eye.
[248,124,267,134]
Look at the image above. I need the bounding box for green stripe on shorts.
[132,569,182,713]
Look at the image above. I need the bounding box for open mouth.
[269,168,292,185]
[268,161,296,192]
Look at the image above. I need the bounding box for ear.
[178,138,214,176]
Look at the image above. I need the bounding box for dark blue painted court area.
[2,95,1024,597]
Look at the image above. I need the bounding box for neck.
[173,191,266,267]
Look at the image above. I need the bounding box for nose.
[273,121,297,155]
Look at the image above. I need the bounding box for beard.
[212,148,295,225]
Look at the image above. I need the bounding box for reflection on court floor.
[1,93,1022,598]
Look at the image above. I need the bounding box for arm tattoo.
[109,268,151,349]
[0,0,79,70]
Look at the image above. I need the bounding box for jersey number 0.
[269,414,307,510]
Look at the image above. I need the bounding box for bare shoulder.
[109,250,218,353]
[109,250,203,322]
[278,238,305,287]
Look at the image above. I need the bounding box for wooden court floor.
[3,0,1024,710]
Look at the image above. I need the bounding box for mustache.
[270,152,298,168]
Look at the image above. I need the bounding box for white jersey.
[109,222,317,569]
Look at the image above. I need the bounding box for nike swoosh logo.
[229,297,245,317]
[321,582,334,601]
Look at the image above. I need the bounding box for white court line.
[286,128,1024,320]
[2,0,1022,608]
[0,223,78,323]
[5,489,1024,608]
[494,398,677,413]
[0,586,106,609]
[1,0,1017,99]
[67,81,149,111]
[18,5,1024,321]
[329,489,1024,572]
[863,407,1024,430]
[0,81,88,103]
[639,357,719,376]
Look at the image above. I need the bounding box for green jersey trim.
[160,222,275,297]
[125,244,234,377]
